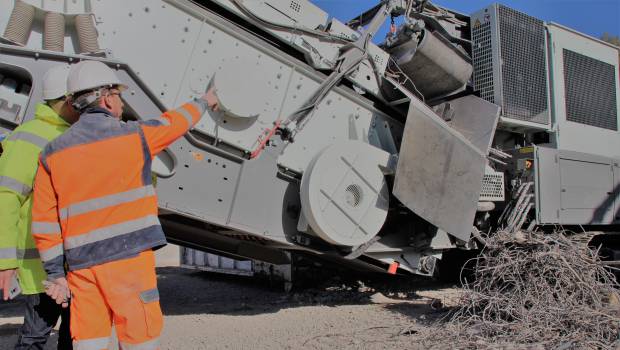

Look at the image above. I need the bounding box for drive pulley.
[300,141,391,247]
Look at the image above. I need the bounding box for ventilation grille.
[345,184,363,207]
[563,49,618,131]
[373,54,384,68]
[289,1,301,13]
[497,5,548,124]
[472,21,494,103]
[480,171,505,201]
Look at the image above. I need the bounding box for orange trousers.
[67,250,163,350]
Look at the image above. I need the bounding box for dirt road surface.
[0,267,460,349]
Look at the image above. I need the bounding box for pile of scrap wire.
[425,230,620,349]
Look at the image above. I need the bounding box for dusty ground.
[0,267,461,349]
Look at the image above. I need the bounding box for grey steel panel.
[445,95,500,154]
[226,143,301,240]
[393,97,486,241]
[563,49,618,131]
[157,140,241,224]
[559,157,614,224]
[559,154,614,224]
[388,29,472,99]
[535,147,561,224]
[433,95,502,203]
[536,146,616,225]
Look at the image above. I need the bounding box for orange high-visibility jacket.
[32,100,207,278]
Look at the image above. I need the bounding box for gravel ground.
[0,267,460,349]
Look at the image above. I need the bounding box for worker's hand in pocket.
[0,269,17,301]
[43,277,70,308]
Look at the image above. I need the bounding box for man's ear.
[101,94,112,109]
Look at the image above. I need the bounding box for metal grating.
[290,1,301,13]
[563,49,618,131]
[497,5,548,124]
[373,54,384,68]
[472,21,494,103]
[480,171,505,201]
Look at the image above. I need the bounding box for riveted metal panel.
[535,147,561,224]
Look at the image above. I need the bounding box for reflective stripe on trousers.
[73,337,109,350]
[120,338,160,350]
[73,337,160,350]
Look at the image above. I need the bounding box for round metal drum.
[212,58,275,119]
[300,141,391,247]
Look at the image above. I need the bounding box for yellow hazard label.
[519,146,534,154]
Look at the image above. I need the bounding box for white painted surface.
[547,23,620,159]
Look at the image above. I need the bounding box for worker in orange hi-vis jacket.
[31,60,219,350]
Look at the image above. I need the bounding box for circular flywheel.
[300,141,391,247]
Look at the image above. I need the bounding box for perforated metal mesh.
[373,54,385,69]
[472,21,494,103]
[563,49,618,131]
[345,184,363,207]
[497,5,549,124]
[480,171,505,201]
[289,1,301,13]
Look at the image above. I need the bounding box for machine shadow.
[591,182,620,224]
[157,266,451,317]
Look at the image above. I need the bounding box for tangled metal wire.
[424,230,620,349]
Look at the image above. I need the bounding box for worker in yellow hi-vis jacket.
[0,65,78,350]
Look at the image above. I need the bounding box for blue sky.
[311,0,620,43]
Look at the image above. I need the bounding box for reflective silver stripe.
[17,248,40,259]
[175,106,194,126]
[120,337,160,350]
[59,185,156,220]
[0,247,17,260]
[64,215,160,250]
[140,288,159,303]
[40,244,63,262]
[155,117,170,126]
[0,176,32,196]
[31,222,61,234]
[59,185,155,220]
[9,131,49,149]
[73,337,110,350]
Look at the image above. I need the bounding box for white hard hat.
[42,65,70,100]
[67,60,127,96]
